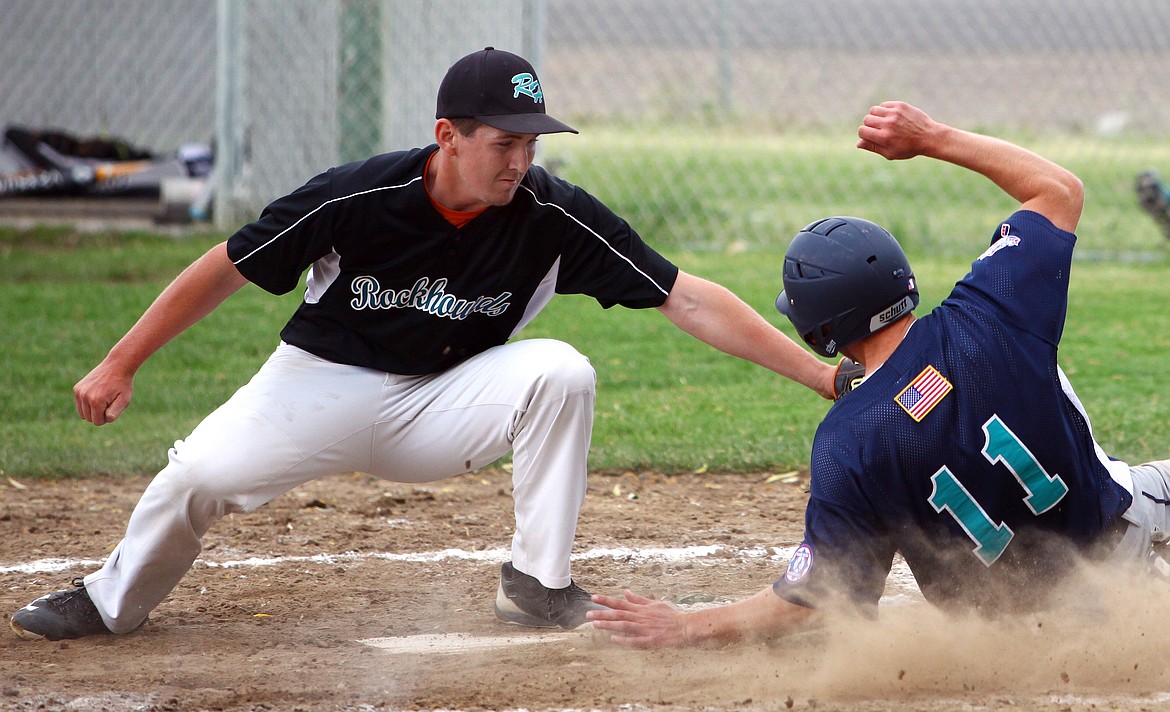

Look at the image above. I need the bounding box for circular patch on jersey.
[785,544,814,583]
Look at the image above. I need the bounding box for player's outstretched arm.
[856,101,1083,233]
[656,270,838,399]
[74,242,248,425]
[588,586,817,649]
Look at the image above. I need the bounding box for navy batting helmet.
[775,217,919,357]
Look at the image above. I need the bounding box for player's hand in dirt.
[74,362,134,425]
[856,101,944,161]
[587,590,690,649]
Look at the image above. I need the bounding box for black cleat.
[493,562,606,629]
[11,579,110,641]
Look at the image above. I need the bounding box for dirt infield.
[2,470,1169,712]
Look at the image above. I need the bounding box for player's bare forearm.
[589,587,817,649]
[657,271,837,399]
[104,242,246,373]
[856,101,1083,233]
[74,242,248,425]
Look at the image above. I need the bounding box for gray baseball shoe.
[11,579,110,641]
[493,562,606,629]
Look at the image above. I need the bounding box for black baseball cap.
[436,47,577,135]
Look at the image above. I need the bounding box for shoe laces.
[547,581,592,610]
[43,579,96,614]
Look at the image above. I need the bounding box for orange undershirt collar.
[425,151,486,228]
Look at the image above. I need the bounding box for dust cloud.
[808,561,1170,700]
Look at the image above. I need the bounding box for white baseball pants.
[84,339,595,634]
[1112,459,1170,567]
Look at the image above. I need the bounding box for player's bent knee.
[523,340,596,395]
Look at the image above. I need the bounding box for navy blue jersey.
[774,210,1132,614]
[226,146,679,375]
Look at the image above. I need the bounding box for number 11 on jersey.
[928,415,1070,566]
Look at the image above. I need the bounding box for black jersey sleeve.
[523,168,679,309]
[226,168,339,295]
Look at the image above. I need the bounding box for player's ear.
[435,119,458,154]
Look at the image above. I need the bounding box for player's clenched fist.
[856,100,943,161]
[73,363,133,426]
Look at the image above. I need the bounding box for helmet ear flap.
[796,316,847,358]
[806,323,835,356]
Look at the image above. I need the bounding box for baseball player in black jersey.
[11,47,853,642]
[587,101,1170,649]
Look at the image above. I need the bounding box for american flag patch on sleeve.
[896,365,953,421]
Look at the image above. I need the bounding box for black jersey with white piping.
[227,146,678,375]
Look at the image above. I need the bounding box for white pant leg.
[368,338,596,589]
[86,344,389,633]
[86,339,595,632]
[1113,459,1170,565]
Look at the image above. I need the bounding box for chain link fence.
[0,1,216,154]
[2,1,1169,255]
[540,0,1170,256]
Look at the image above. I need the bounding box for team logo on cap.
[511,73,543,103]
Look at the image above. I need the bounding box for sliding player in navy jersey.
[588,100,1170,648]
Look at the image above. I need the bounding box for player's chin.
[491,184,519,204]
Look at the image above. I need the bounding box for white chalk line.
[0,544,916,589]
[0,544,922,599]
[0,544,729,575]
[359,631,586,655]
[1,544,921,657]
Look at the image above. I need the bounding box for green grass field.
[3,130,1169,478]
[544,127,1170,258]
